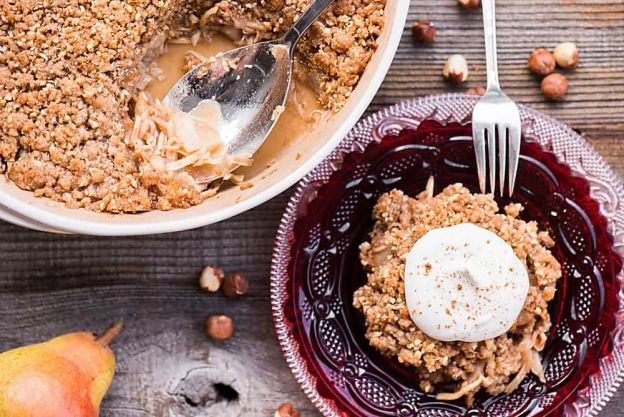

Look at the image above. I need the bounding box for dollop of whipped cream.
[404,223,529,342]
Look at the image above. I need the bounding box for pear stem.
[96,321,124,347]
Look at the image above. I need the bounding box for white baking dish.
[0,1,409,236]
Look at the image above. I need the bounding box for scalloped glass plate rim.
[270,93,624,417]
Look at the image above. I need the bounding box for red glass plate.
[270,94,624,417]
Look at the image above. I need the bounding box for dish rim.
[0,1,409,236]
[270,93,624,417]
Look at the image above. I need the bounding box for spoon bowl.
[164,0,335,181]
[165,41,292,158]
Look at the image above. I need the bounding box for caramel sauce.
[146,35,323,176]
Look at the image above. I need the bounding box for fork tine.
[487,125,496,195]
[497,124,507,196]
[473,126,487,194]
[508,123,521,195]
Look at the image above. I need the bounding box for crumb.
[260,167,279,180]
[183,51,208,72]
[272,105,286,121]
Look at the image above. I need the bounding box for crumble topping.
[0,0,385,212]
[353,184,562,404]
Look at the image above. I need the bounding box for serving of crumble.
[353,183,562,404]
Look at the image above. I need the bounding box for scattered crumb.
[260,167,279,180]
[272,105,286,121]
[239,182,254,190]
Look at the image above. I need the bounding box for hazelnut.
[412,20,436,43]
[199,265,225,292]
[222,272,249,297]
[205,315,234,340]
[275,403,300,417]
[466,87,486,95]
[457,0,480,9]
[553,42,579,68]
[540,73,569,101]
[527,48,556,76]
[443,54,469,84]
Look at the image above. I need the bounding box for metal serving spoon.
[165,0,334,174]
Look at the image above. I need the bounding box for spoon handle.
[282,0,335,49]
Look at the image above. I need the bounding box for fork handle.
[482,0,500,91]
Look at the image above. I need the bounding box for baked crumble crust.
[0,0,385,212]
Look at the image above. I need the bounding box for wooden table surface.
[1,1,623,416]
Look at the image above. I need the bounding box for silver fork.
[472,0,521,196]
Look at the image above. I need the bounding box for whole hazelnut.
[275,403,300,417]
[553,42,579,68]
[443,54,469,84]
[540,73,569,101]
[527,48,556,76]
[222,272,249,297]
[412,20,436,43]
[457,0,480,10]
[199,265,225,293]
[466,87,486,95]
[205,315,234,340]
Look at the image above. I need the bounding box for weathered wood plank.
[376,0,624,131]
[0,1,623,416]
